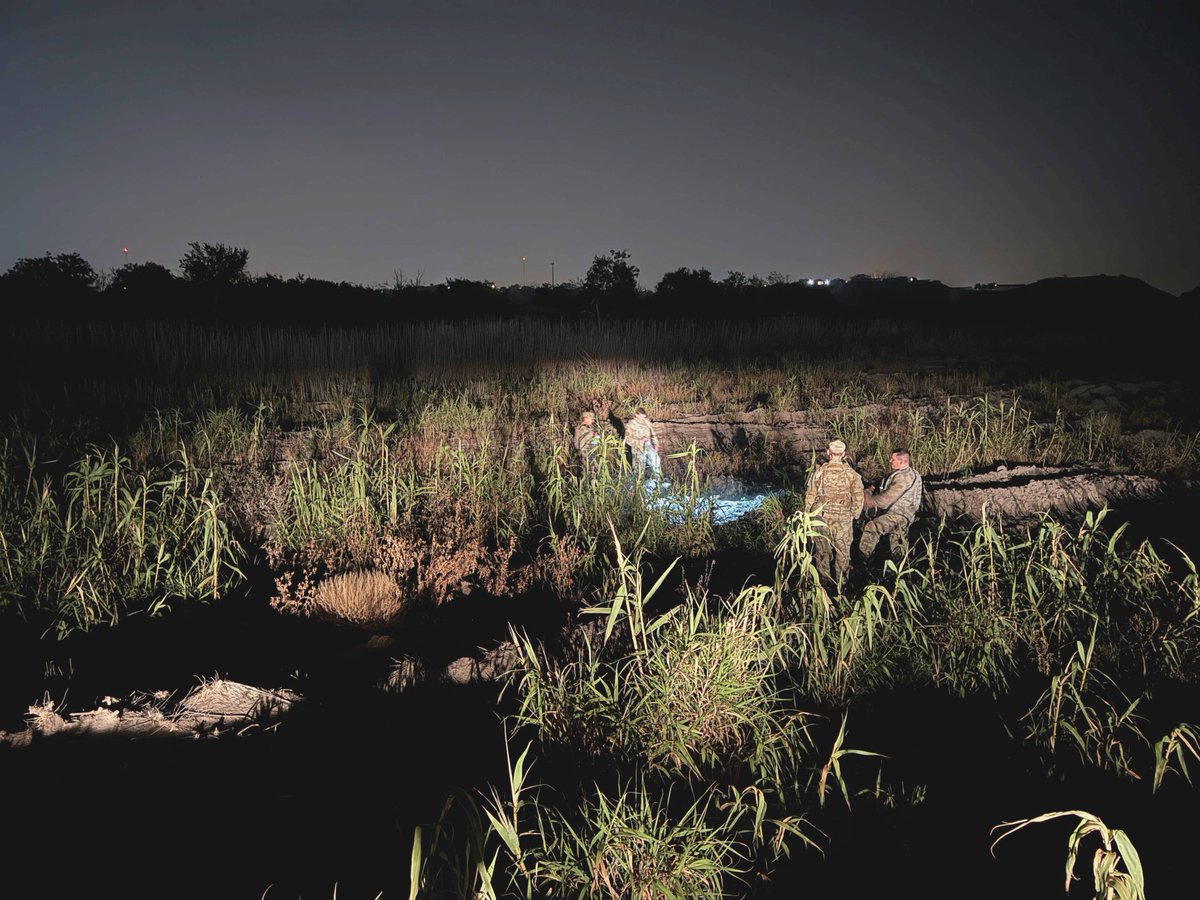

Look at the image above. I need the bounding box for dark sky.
[4,1,1198,293]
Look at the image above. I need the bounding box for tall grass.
[769,506,1200,712]
[410,746,812,899]
[267,423,723,614]
[2,317,1004,420]
[420,534,826,898]
[830,394,1199,477]
[1022,621,1147,779]
[509,524,808,781]
[0,438,242,635]
[406,506,1200,896]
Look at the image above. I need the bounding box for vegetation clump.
[305,569,406,630]
[0,315,1197,896]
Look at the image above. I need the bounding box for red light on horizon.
[122,247,129,253]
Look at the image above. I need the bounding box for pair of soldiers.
[573,408,660,478]
[804,439,923,588]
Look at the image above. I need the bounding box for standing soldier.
[573,410,600,470]
[860,449,923,562]
[624,407,661,479]
[804,438,864,588]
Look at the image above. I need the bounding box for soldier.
[805,438,864,587]
[624,407,661,478]
[860,448,923,562]
[573,410,599,469]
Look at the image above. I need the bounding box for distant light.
[122,247,129,253]
[807,278,815,286]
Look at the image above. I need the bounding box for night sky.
[4,1,1197,294]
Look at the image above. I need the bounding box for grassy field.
[1,316,1197,897]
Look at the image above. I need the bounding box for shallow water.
[643,476,777,525]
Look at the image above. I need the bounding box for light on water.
[643,477,774,525]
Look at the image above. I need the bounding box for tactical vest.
[813,462,859,512]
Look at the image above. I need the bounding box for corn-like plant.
[1151,722,1200,793]
[991,810,1145,900]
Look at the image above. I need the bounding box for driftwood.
[1,679,302,748]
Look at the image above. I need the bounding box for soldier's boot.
[885,529,909,562]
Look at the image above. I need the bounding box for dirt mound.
[923,465,1163,523]
[656,407,875,457]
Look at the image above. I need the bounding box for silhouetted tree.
[179,242,249,287]
[655,267,721,315]
[2,252,96,295]
[108,261,176,296]
[583,250,640,318]
[656,267,715,295]
[721,270,749,290]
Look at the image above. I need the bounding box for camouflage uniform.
[573,420,599,469]
[859,465,923,560]
[624,413,660,478]
[805,455,864,586]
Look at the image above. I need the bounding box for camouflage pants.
[813,515,855,587]
[859,510,913,561]
[630,444,661,479]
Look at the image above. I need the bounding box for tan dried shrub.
[371,499,534,605]
[309,569,405,630]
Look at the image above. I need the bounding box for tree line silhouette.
[1,243,1194,333]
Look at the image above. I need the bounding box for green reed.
[0,439,243,636]
[1022,620,1147,779]
[414,740,813,900]
[510,525,807,782]
[768,505,1199,713]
